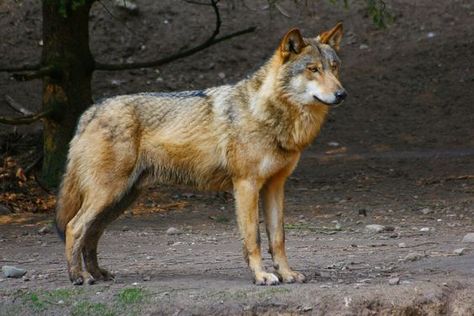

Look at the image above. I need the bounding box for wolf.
[55,23,346,286]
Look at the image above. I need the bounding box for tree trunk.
[41,0,94,187]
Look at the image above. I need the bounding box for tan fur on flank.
[56,23,346,285]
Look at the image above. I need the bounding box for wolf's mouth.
[312,95,343,107]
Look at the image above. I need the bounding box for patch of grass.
[23,292,47,311]
[72,301,114,316]
[20,287,82,312]
[117,287,145,305]
[12,288,113,315]
[45,288,80,302]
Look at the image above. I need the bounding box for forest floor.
[1,0,473,315]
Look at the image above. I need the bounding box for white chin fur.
[289,77,335,105]
[305,81,335,105]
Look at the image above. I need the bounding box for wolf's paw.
[98,268,115,281]
[254,271,280,286]
[70,271,95,285]
[277,269,306,284]
[88,266,114,281]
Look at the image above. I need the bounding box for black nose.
[335,90,347,103]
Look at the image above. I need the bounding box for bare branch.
[96,0,143,39]
[5,95,34,115]
[11,66,56,81]
[95,0,256,71]
[24,154,44,176]
[0,109,52,125]
[0,64,41,73]
[182,0,214,6]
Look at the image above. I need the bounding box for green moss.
[24,292,47,311]
[117,287,146,305]
[72,301,115,316]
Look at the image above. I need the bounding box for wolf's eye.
[308,66,319,73]
[331,64,338,71]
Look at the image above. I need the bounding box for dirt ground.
[1,0,474,315]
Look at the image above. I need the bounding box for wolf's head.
[276,23,346,107]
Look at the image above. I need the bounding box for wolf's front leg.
[234,178,279,285]
[262,175,306,283]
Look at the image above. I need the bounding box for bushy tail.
[55,168,82,242]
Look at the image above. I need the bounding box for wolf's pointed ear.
[318,22,343,51]
[280,28,307,60]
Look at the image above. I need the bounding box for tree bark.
[41,0,94,187]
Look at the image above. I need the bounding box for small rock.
[0,205,12,215]
[114,0,139,13]
[420,208,432,215]
[2,266,27,278]
[404,252,423,262]
[166,227,182,235]
[420,227,430,232]
[58,300,64,305]
[218,72,226,79]
[359,44,369,50]
[453,248,465,256]
[301,305,313,312]
[389,277,400,285]
[365,224,386,233]
[462,233,474,243]
[143,275,151,281]
[328,141,340,147]
[398,242,407,248]
[38,226,51,235]
[110,79,122,87]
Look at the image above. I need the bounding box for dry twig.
[95,0,255,71]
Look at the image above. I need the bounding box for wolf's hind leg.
[82,188,139,281]
[82,231,113,281]
[66,179,134,285]
[66,205,100,285]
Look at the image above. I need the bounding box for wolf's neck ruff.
[232,55,330,151]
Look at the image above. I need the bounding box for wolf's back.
[54,88,234,240]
